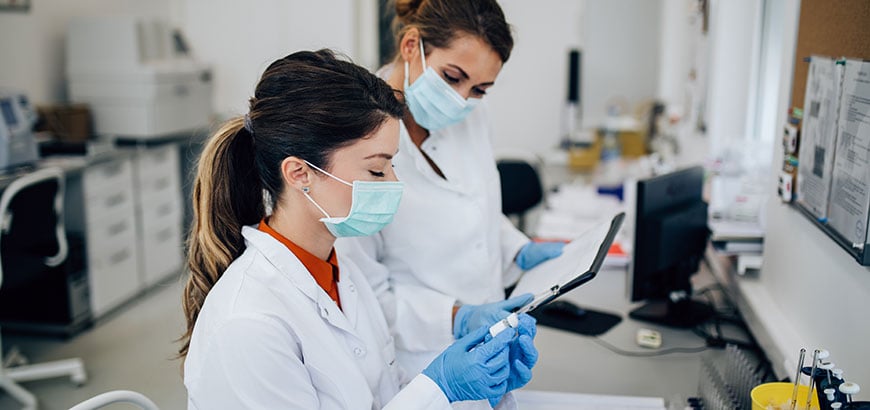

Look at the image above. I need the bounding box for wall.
[0,0,172,104]
[657,0,692,113]
[179,0,361,117]
[488,0,662,155]
[757,0,870,389]
[704,0,763,158]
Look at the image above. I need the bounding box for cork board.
[790,0,870,110]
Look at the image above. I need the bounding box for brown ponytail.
[179,117,264,358]
[178,49,404,360]
[391,0,514,63]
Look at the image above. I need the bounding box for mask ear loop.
[404,38,428,90]
[303,160,352,187]
[301,186,332,219]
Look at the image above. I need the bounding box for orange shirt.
[258,219,341,309]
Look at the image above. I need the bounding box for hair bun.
[395,0,425,22]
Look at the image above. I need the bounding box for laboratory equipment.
[791,347,806,409]
[560,49,585,148]
[699,345,765,410]
[629,166,714,328]
[66,17,213,139]
[807,349,820,410]
[0,90,39,170]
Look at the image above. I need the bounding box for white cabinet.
[132,144,184,287]
[81,157,141,317]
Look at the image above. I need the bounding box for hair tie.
[243,113,254,134]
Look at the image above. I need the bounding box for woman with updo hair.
[338,1,557,407]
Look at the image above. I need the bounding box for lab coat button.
[320,306,329,317]
[348,284,355,293]
[353,347,365,357]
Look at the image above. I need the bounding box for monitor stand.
[628,298,714,328]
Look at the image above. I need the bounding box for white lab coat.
[336,95,529,379]
[184,226,452,410]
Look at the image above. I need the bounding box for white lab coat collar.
[241,226,360,336]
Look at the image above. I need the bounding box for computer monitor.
[629,166,714,328]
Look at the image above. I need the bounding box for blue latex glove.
[453,293,534,339]
[515,241,566,270]
[423,325,513,403]
[489,314,539,408]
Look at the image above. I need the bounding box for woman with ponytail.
[179,49,536,409]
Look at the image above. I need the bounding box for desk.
[524,265,718,401]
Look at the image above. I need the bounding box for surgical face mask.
[301,161,403,238]
[403,39,479,131]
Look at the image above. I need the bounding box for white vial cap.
[839,382,860,395]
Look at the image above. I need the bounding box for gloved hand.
[453,293,533,339]
[423,325,513,403]
[507,314,538,390]
[488,314,539,408]
[515,241,566,270]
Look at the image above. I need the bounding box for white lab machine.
[66,17,213,139]
[0,90,39,170]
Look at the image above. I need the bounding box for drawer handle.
[105,193,126,207]
[108,221,128,236]
[110,248,130,264]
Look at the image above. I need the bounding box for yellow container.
[567,139,602,171]
[751,382,820,410]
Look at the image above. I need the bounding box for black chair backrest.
[497,159,543,216]
[1,174,63,290]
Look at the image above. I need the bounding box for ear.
[280,156,312,192]
[399,28,422,64]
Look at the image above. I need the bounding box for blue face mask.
[302,161,403,238]
[404,39,479,131]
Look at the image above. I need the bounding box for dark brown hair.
[179,49,404,359]
[392,0,514,62]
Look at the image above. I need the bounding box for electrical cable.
[591,336,709,357]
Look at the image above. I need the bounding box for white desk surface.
[523,265,716,401]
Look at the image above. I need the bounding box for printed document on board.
[828,59,870,245]
[797,56,843,219]
[510,220,611,297]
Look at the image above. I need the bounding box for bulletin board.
[790,0,870,110]
[789,0,870,265]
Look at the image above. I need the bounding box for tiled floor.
[0,277,188,409]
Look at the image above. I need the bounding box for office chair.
[0,167,87,410]
[69,390,159,410]
[496,157,544,233]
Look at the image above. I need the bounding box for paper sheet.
[828,59,870,245]
[511,219,612,297]
[797,56,843,219]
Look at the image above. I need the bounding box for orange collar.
[258,219,341,308]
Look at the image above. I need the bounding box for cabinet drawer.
[88,234,140,317]
[139,221,184,287]
[138,198,182,229]
[84,158,133,198]
[84,183,135,224]
[85,208,137,254]
[135,145,180,192]
[136,171,181,202]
